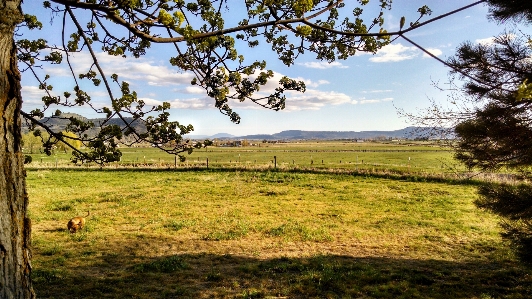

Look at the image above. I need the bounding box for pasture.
[27,165,532,298]
[27,141,465,175]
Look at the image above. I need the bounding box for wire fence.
[26,154,526,185]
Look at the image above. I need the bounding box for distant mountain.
[210,133,235,138]
[187,133,235,139]
[214,127,441,140]
[22,113,443,140]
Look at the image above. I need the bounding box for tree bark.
[0,0,34,298]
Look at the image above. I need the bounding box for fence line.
[29,155,525,182]
[26,160,524,184]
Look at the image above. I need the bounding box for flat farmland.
[27,141,465,175]
[27,168,532,298]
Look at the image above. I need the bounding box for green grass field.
[27,168,532,298]
[26,141,466,175]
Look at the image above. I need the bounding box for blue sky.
[20,1,529,136]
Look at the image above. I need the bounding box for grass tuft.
[162,219,195,231]
[267,221,332,242]
[48,201,73,211]
[134,255,189,273]
[31,268,64,284]
[239,288,265,299]
[205,269,223,281]
[40,243,62,256]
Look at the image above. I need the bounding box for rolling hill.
[22,113,440,140]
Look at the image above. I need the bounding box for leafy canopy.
[18,0,467,164]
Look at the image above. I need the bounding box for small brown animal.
[67,211,90,234]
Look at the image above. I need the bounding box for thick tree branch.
[302,1,486,37]
[52,0,486,44]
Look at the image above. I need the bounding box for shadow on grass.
[32,238,532,299]
[42,226,67,233]
[28,166,486,186]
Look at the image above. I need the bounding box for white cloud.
[21,85,45,105]
[316,80,330,86]
[475,34,516,46]
[113,62,193,86]
[183,86,206,94]
[137,97,163,106]
[369,43,418,63]
[171,86,206,94]
[283,90,353,111]
[369,43,443,62]
[358,97,394,104]
[245,71,293,94]
[29,55,354,113]
[475,37,496,45]
[422,48,443,58]
[222,88,353,112]
[298,61,349,69]
[228,71,351,111]
[359,99,381,104]
[45,51,194,86]
[294,77,330,88]
[169,97,212,109]
[139,97,211,110]
[242,71,330,96]
[42,67,71,77]
[361,89,393,94]
[21,85,109,106]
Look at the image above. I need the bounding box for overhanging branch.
[20,110,94,162]
[51,0,486,43]
[302,1,486,37]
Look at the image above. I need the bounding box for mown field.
[27,164,532,298]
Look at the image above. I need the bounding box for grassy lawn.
[27,169,532,298]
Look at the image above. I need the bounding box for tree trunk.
[0,0,34,298]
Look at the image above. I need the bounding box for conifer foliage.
[449,0,532,261]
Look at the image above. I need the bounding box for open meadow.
[27,161,532,298]
[21,72,528,299]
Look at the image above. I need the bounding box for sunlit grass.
[26,168,532,298]
[26,141,464,175]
